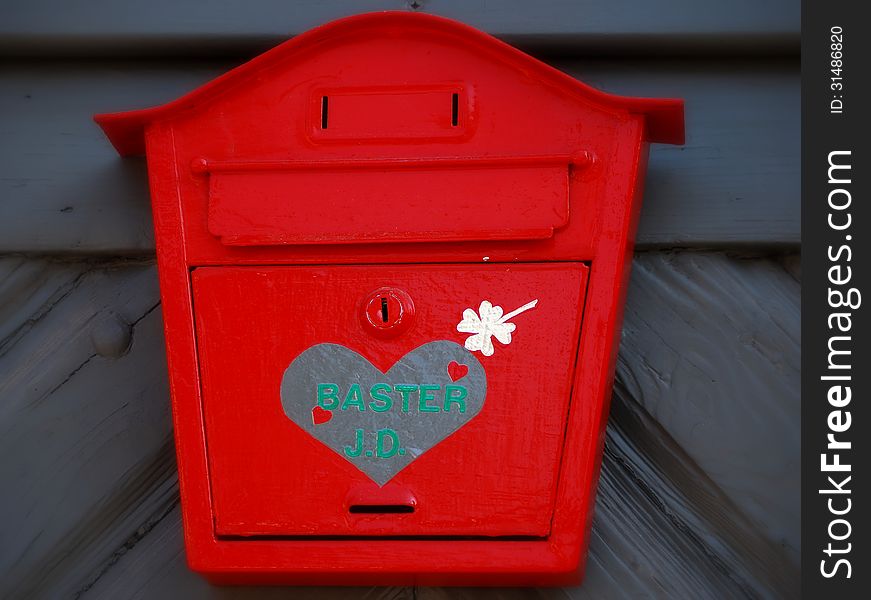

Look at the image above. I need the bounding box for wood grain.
[618,252,801,566]
[0,59,798,254]
[0,1,798,59]
[0,257,174,599]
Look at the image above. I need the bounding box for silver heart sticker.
[280,341,487,485]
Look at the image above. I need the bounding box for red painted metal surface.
[94,11,683,586]
[193,263,587,537]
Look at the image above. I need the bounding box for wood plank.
[574,61,800,248]
[0,258,177,599]
[0,59,798,254]
[0,1,799,59]
[617,251,801,565]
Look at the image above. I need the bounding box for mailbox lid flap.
[192,263,589,537]
[203,156,574,246]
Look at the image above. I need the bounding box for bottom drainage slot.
[349,504,415,514]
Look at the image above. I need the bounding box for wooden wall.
[0,2,800,598]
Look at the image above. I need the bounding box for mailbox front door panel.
[192,263,588,537]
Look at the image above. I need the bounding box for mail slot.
[96,11,683,587]
[202,155,574,245]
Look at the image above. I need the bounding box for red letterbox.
[96,12,683,586]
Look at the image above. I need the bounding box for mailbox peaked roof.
[95,11,684,157]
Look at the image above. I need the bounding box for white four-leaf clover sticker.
[457,299,538,356]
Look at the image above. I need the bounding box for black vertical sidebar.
[802,1,869,597]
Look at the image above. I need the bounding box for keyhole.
[362,288,415,336]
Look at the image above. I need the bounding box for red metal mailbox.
[95,12,683,586]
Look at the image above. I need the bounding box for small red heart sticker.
[447,361,469,382]
[311,406,333,425]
